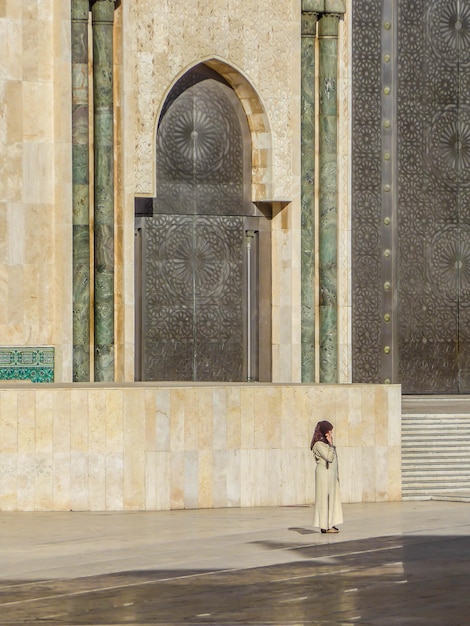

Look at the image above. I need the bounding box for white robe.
[312,440,343,530]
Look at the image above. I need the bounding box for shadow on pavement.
[0,534,469,624]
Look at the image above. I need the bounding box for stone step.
[402,422,470,428]
[403,449,470,454]
[401,401,470,500]
[402,466,470,473]
[403,480,470,488]
[430,493,470,502]
[402,442,470,447]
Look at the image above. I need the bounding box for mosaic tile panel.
[0,347,55,383]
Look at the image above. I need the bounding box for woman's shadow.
[288,527,316,535]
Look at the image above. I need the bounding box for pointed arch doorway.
[135,65,272,382]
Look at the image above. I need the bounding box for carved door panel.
[142,214,246,382]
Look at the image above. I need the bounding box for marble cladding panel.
[70,389,89,452]
[5,81,23,143]
[198,449,214,508]
[5,203,27,266]
[23,82,54,139]
[17,390,36,453]
[213,449,229,507]
[388,445,402,501]
[17,453,35,510]
[106,389,124,453]
[213,388,228,449]
[155,389,171,451]
[53,390,71,452]
[0,206,6,269]
[360,446,378,503]
[4,19,22,79]
[0,5,72,377]
[170,451,185,509]
[337,11,352,384]
[69,452,88,511]
[53,452,71,511]
[0,384,401,511]
[338,447,363,502]
[106,452,125,510]
[34,453,53,511]
[225,387,240,448]
[88,453,106,511]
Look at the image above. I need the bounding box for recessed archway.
[135,62,272,382]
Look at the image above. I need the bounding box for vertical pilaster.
[91,0,115,381]
[380,1,398,385]
[318,12,341,383]
[301,6,320,382]
[71,0,91,381]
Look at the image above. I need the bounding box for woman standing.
[310,420,343,533]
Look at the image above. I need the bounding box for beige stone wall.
[0,1,353,385]
[0,383,401,511]
[0,0,73,381]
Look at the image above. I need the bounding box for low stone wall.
[0,383,401,511]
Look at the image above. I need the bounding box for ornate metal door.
[352,0,470,393]
[136,71,268,382]
[142,214,246,381]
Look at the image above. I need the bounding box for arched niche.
[135,63,272,382]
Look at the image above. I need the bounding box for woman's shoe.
[321,527,339,533]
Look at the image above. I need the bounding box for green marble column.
[91,0,115,381]
[318,13,341,383]
[72,0,91,381]
[301,6,319,382]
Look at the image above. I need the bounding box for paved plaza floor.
[1,500,469,625]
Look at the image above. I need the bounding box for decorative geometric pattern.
[156,79,245,216]
[142,76,257,381]
[141,77,250,382]
[0,347,54,383]
[352,0,470,392]
[426,105,470,187]
[426,0,470,67]
[351,1,383,383]
[396,0,470,393]
[428,225,470,305]
[143,215,244,382]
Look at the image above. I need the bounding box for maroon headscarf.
[310,420,334,450]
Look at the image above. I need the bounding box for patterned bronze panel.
[352,0,470,393]
[142,77,248,382]
[397,0,470,393]
[143,215,244,381]
[351,0,383,382]
[156,80,245,216]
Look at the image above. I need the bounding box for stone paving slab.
[0,501,469,624]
